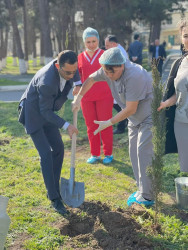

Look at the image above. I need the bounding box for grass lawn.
[0,101,188,249]
[0,79,28,86]
[0,57,41,86]
[1,57,42,75]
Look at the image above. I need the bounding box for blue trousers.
[30,123,64,201]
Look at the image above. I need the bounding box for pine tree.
[149,61,166,223]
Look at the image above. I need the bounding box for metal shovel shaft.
[61,109,85,208]
[69,111,77,195]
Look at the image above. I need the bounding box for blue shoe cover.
[127,196,137,206]
[87,156,101,164]
[127,194,154,207]
[136,197,155,207]
[103,155,113,164]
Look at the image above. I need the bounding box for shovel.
[60,109,85,208]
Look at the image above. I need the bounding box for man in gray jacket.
[18,50,81,216]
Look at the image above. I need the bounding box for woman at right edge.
[158,19,188,175]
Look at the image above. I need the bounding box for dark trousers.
[157,60,163,77]
[30,123,64,201]
[113,103,128,131]
[152,58,163,77]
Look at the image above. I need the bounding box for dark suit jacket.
[18,59,80,134]
[152,45,166,60]
[128,40,143,64]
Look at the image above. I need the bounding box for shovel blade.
[60,177,85,208]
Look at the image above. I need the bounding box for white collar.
[59,75,66,92]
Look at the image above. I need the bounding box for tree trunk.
[38,0,53,64]
[68,14,76,51]
[150,20,161,43]
[6,0,27,74]
[0,29,3,71]
[28,0,38,66]
[56,33,62,52]
[0,27,8,69]
[62,12,69,50]
[51,30,57,56]
[2,27,8,68]
[32,28,37,67]
[40,32,45,65]
[23,0,29,69]
[12,29,17,66]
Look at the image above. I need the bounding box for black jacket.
[152,45,166,59]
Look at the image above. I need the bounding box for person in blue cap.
[74,27,114,165]
[72,47,155,207]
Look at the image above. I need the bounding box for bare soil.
[8,199,188,250]
[57,201,160,249]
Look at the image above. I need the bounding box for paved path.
[0,74,32,102]
[0,73,34,83]
[0,90,24,102]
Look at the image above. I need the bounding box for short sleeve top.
[90,60,153,126]
[78,49,112,101]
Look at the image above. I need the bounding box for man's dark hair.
[58,50,77,67]
[134,34,139,40]
[106,35,118,43]
[104,64,122,72]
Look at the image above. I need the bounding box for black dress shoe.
[51,198,69,216]
[113,129,125,134]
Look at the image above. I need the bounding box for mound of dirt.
[57,201,157,249]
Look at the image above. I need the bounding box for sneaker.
[87,156,101,164]
[127,194,155,207]
[103,155,113,164]
[51,198,69,216]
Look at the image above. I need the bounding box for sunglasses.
[60,68,77,76]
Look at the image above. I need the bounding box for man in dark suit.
[128,34,143,65]
[151,39,166,76]
[18,50,81,216]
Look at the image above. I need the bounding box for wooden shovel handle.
[70,109,78,168]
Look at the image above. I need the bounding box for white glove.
[71,94,83,112]
[94,119,112,135]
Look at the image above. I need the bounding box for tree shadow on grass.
[110,159,135,180]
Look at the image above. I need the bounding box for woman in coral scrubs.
[77,27,113,164]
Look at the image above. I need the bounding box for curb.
[0,85,27,92]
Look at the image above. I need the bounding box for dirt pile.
[59,201,156,249]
